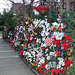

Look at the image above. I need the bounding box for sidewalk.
[0,38,35,75]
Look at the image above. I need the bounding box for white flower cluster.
[57,58,65,69]
[53,32,64,40]
[52,22,64,29]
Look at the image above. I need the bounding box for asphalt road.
[0,38,35,75]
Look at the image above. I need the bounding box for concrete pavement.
[0,38,35,75]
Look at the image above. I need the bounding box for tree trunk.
[60,0,63,15]
[74,0,75,11]
[66,0,70,16]
[28,0,34,18]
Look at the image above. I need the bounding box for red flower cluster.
[53,39,61,48]
[54,50,61,57]
[64,60,71,67]
[66,35,72,42]
[41,47,46,51]
[20,39,24,44]
[38,62,48,74]
[34,5,50,11]
[51,68,63,75]
[62,35,72,51]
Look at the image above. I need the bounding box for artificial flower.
[64,60,72,67]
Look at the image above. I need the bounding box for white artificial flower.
[25,21,29,24]
[28,58,32,63]
[45,64,49,70]
[62,63,65,66]
[53,32,64,40]
[33,9,39,15]
[42,43,46,47]
[58,58,64,62]
[50,52,55,56]
[61,23,64,28]
[40,58,45,64]
[21,44,24,46]
[23,51,26,56]
[40,20,45,24]
[45,16,47,17]
[57,64,61,69]
[45,18,48,21]
[70,64,73,67]
[37,52,42,57]
[33,19,40,27]
[28,28,31,32]
[52,22,59,27]
[45,21,48,25]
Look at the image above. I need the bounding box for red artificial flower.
[17,30,19,32]
[47,20,50,22]
[33,41,36,44]
[34,5,50,11]
[64,60,71,67]
[20,39,24,44]
[9,39,11,43]
[53,38,61,47]
[41,47,46,51]
[40,70,44,74]
[51,68,63,75]
[24,58,27,62]
[58,28,62,31]
[19,50,24,56]
[18,37,19,39]
[63,34,66,37]
[28,39,32,44]
[34,27,36,30]
[54,50,61,57]
[45,70,49,74]
[27,34,31,39]
[62,42,69,51]
[66,35,72,42]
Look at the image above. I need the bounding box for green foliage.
[0,11,18,27]
[49,9,57,23]
[62,10,75,45]
[62,10,75,27]
[62,10,75,75]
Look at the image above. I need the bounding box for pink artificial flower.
[63,25,66,28]
[50,26,55,31]
[46,56,50,60]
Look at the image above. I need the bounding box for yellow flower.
[70,48,73,53]
[36,67,38,70]
[56,26,58,29]
[44,35,45,37]
[32,63,36,66]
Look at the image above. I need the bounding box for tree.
[0,11,17,27]
[66,0,70,16]
[7,0,35,17]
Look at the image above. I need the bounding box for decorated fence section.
[3,6,75,75]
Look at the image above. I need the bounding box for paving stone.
[0,38,35,75]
